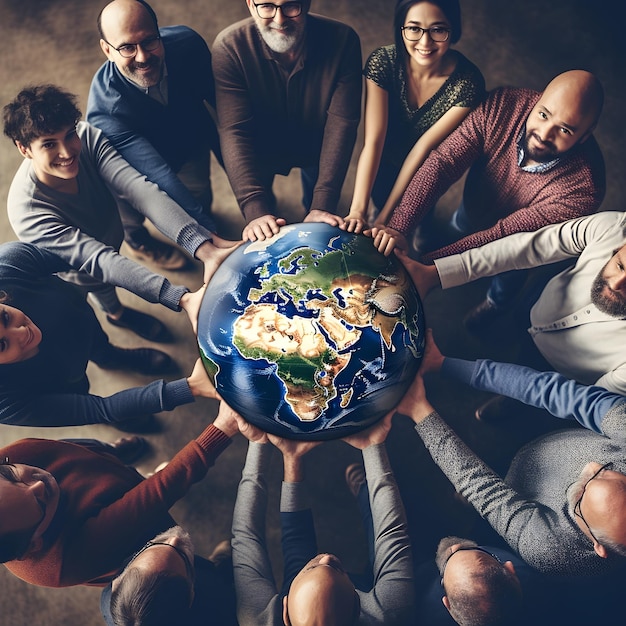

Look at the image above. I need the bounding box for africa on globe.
[197,223,426,440]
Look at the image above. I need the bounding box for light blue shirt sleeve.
[442,357,625,433]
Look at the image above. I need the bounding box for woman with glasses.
[345,0,484,237]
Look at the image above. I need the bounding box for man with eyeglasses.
[0,399,239,608]
[212,1,362,242]
[395,336,626,581]
[99,525,237,625]
[232,411,414,626]
[88,0,223,271]
[371,69,605,335]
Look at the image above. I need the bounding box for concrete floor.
[0,0,625,624]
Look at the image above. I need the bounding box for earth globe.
[197,223,426,440]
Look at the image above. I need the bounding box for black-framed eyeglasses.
[573,462,613,544]
[102,34,161,58]
[401,25,451,42]
[253,2,303,19]
[440,546,502,586]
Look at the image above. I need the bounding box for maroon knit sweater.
[387,87,606,261]
[3,425,231,588]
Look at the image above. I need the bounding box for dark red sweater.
[387,87,606,260]
[3,425,230,588]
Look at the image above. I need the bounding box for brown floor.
[0,1,625,624]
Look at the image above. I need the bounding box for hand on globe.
[212,401,241,438]
[342,411,393,449]
[341,214,368,234]
[394,368,435,426]
[234,412,269,444]
[419,329,445,375]
[199,237,243,284]
[179,285,206,334]
[393,248,440,301]
[303,209,345,229]
[364,224,407,257]
[243,215,287,242]
[187,358,221,399]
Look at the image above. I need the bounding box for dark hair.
[110,568,191,626]
[2,84,81,148]
[394,0,462,60]
[97,0,159,40]
[445,560,522,626]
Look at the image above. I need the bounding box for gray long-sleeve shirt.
[231,442,414,625]
[8,121,213,310]
[413,407,626,577]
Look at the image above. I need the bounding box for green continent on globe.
[230,235,419,424]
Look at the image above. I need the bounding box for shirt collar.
[517,125,560,173]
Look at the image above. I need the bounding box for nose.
[273,7,287,25]
[57,141,73,158]
[134,45,150,62]
[608,273,626,293]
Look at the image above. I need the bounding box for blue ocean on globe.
[198,223,426,440]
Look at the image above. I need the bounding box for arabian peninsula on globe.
[198,223,426,440]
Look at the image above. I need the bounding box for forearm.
[442,357,623,433]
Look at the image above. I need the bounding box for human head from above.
[101,525,196,626]
[523,69,604,164]
[0,458,61,563]
[246,0,311,55]
[435,536,522,626]
[590,242,626,318]
[98,0,164,89]
[3,84,82,191]
[566,461,626,559]
[283,553,360,626]
[394,0,461,64]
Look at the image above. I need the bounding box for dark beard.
[590,271,626,318]
[523,131,559,163]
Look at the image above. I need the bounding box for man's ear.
[100,38,113,60]
[504,560,517,575]
[442,594,451,613]
[282,595,291,626]
[593,540,609,559]
[15,141,30,159]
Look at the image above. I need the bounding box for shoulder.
[365,44,396,68]
[161,25,209,54]
[213,17,257,49]
[307,13,360,45]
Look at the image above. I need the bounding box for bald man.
[372,70,606,334]
[88,0,222,270]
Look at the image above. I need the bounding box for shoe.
[95,346,176,375]
[463,299,504,335]
[126,236,188,271]
[106,308,171,343]
[208,539,232,568]
[475,395,525,424]
[114,414,161,433]
[110,436,149,465]
[345,463,366,498]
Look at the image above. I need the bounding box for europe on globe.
[198,223,426,440]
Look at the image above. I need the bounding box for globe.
[198,223,426,440]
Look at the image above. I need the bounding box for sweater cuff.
[242,199,272,223]
[280,481,309,512]
[176,223,214,257]
[441,357,476,386]
[196,423,232,456]
[159,281,190,311]
[162,379,195,411]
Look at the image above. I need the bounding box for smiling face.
[99,0,165,88]
[16,125,81,191]
[0,303,43,364]
[401,2,452,69]
[0,462,60,552]
[246,0,308,54]
[523,71,600,164]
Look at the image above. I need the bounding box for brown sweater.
[4,425,230,588]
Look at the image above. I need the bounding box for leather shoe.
[110,436,148,465]
[106,308,171,343]
[95,346,176,375]
[475,395,525,423]
[126,236,188,271]
[463,299,504,335]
